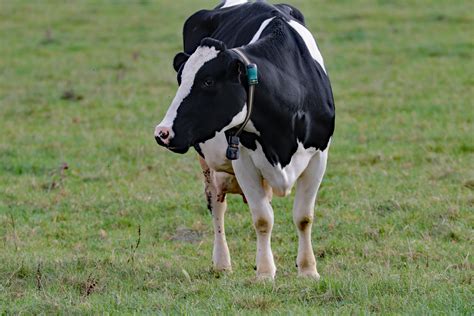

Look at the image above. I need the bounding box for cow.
[154,0,335,280]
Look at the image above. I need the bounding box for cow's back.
[182,2,303,54]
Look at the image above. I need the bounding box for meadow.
[0,0,472,314]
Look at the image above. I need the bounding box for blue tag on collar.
[247,64,258,85]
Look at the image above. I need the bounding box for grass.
[0,0,472,314]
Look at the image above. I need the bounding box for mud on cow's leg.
[199,157,232,272]
[293,149,328,279]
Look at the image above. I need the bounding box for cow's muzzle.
[154,125,189,154]
[154,126,172,146]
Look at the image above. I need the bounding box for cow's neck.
[225,48,259,161]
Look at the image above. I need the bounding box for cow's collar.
[226,48,258,160]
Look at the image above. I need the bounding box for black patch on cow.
[274,4,305,25]
[182,10,218,54]
[174,52,190,84]
[194,144,205,158]
[225,129,257,151]
[201,37,227,51]
[173,52,190,72]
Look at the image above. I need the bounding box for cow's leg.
[293,149,328,279]
[233,150,276,280]
[199,157,231,272]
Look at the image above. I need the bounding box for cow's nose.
[154,126,172,145]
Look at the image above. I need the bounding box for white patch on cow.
[200,132,230,172]
[287,20,326,73]
[293,147,327,279]
[226,106,248,130]
[156,46,219,137]
[221,0,248,9]
[231,146,277,279]
[249,141,318,197]
[244,120,260,135]
[249,17,275,44]
[199,114,260,173]
[199,107,247,172]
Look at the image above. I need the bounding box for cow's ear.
[173,52,190,72]
[228,57,245,84]
[200,37,227,51]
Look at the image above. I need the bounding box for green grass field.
[1,0,473,314]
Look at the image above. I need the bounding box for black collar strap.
[226,48,258,160]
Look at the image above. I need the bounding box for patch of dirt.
[372,199,405,215]
[61,89,83,101]
[39,29,57,45]
[463,180,474,190]
[170,227,203,243]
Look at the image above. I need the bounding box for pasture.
[0,0,472,314]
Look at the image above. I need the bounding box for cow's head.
[154,38,247,154]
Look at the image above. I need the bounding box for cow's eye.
[202,78,215,88]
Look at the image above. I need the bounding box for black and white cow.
[154,0,335,280]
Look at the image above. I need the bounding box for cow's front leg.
[211,196,231,272]
[233,150,276,280]
[293,149,328,279]
[199,158,231,272]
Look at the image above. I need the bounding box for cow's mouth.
[155,135,190,154]
[167,145,190,154]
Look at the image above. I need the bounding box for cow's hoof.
[298,270,320,280]
[213,266,232,274]
[256,272,276,282]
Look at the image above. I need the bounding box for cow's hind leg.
[199,157,232,272]
[233,150,276,280]
[293,149,328,279]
